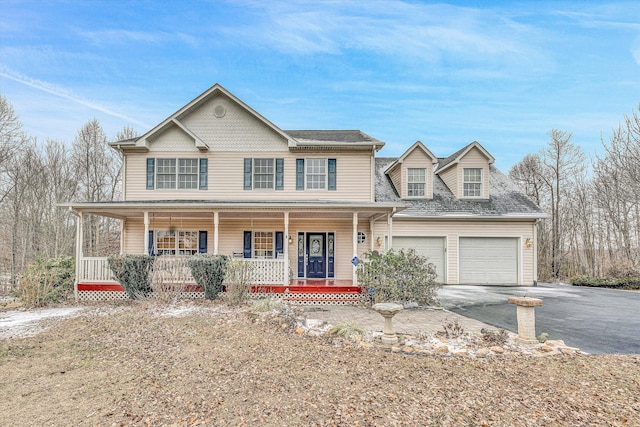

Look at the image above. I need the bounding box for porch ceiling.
[61,200,405,220]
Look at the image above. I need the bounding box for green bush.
[356,249,440,306]
[107,254,155,299]
[19,256,75,307]
[570,275,640,290]
[223,259,255,305]
[187,254,228,300]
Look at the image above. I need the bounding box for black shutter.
[199,158,208,190]
[243,231,252,258]
[146,158,155,190]
[328,158,336,190]
[244,158,252,190]
[148,230,154,255]
[275,232,284,258]
[296,159,304,190]
[275,158,284,190]
[198,231,207,254]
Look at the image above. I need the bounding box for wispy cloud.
[0,66,150,128]
[217,1,543,67]
[76,28,199,48]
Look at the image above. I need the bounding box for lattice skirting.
[78,291,205,301]
[78,290,362,305]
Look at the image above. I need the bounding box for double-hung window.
[178,159,198,189]
[253,159,275,189]
[155,230,199,255]
[156,159,177,189]
[306,159,327,190]
[463,168,482,197]
[407,168,426,197]
[147,158,208,190]
[242,230,284,259]
[253,231,274,259]
[244,158,284,190]
[296,158,336,190]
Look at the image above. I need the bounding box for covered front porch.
[64,200,403,302]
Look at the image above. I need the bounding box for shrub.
[356,249,440,306]
[223,259,255,305]
[107,254,155,299]
[328,322,365,341]
[150,256,190,301]
[570,275,640,290]
[19,256,75,307]
[439,318,465,339]
[187,254,228,300]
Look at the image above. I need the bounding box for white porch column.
[143,211,149,255]
[284,212,289,285]
[120,219,125,255]
[74,211,83,300]
[353,212,358,285]
[370,218,375,251]
[387,212,393,250]
[213,211,219,255]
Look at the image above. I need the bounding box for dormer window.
[407,168,426,197]
[463,168,482,197]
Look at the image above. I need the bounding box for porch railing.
[80,257,118,282]
[78,256,286,286]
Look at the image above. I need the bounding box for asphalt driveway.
[438,283,640,354]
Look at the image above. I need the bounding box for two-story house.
[64,84,546,302]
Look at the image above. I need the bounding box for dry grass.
[0,300,638,426]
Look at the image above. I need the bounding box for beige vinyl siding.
[374,219,536,285]
[402,149,434,199]
[125,151,372,201]
[124,218,144,254]
[178,93,289,152]
[388,166,401,197]
[124,216,369,281]
[148,125,200,152]
[458,147,490,198]
[439,166,459,197]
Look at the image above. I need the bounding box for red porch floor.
[78,279,361,294]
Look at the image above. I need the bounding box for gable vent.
[213,105,226,118]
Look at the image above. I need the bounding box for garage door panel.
[459,237,517,284]
[392,236,445,283]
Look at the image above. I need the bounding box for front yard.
[0,301,638,426]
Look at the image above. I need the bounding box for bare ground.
[0,300,638,426]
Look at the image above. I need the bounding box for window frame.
[252,231,275,259]
[252,158,275,190]
[305,158,327,190]
[178,158,199,190]
[156,159,177,189]
[463,167,483,198]
[154,230,199,256]
[152,157,206,190]
[406,167,427,197]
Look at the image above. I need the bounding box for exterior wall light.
[524,238,533,248]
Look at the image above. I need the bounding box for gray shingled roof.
[284,130,381,144]
[376,158,546,218]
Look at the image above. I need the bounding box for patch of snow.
[0,307,84,339]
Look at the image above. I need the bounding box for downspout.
[533,219,539,286]
[371,146,376,202]
[114,144,126,200]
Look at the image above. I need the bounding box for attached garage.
[393,236,446,283]
[459,237,518,284]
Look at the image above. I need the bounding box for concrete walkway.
[301,305,493,335]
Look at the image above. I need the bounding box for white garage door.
[392,236,446,282]
[459,237,518,284]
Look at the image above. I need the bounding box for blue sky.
[1,0,639,171]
